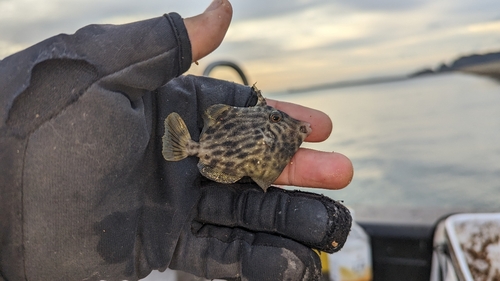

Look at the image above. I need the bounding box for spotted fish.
[162,86,312,192]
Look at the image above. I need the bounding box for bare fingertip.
[329,152,354,189]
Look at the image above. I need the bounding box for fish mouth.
[300,122,312,136]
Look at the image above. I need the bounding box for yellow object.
[338,266,372,281]
[320,251,330,273]
[327,220,373,281]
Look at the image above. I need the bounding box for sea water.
[275,73,500,211]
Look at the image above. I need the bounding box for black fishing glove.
[0,12,351,281]
[155,76,352,281]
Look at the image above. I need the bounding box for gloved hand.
[148,76,352,280]
[0,1,353,280]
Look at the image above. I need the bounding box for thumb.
[184,0,233,62]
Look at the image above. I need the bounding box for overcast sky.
[2,0,500,91]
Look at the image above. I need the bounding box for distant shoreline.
[285,51,500,94]
[410,51,500,79]
[286,76,408,94]
[458,61,500,80]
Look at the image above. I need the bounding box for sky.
[1,0,500,91]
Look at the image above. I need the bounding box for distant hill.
[410,51,500,79]
[451,52,500,68]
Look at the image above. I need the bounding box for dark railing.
[202,60,249,86]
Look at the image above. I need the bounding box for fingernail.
[205,0,222,12]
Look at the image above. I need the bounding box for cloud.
[226,4,376,52]
[2,0,500,91]
[0,0,203,57]
[336,0,426,11]
[230,0,327,20]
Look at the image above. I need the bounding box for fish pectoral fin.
[162,112,193,161]
[198,162,241,184]
[202,104,232,131]
[251,177,272,192]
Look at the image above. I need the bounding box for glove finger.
[196,183,352,253]
[169,222,321,281]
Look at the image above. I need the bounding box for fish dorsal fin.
[162,112,192,161]
[203,104,232,129]
[197,162,242,184]
[252,84,267,106]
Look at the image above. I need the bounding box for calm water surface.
[274,73,500,211]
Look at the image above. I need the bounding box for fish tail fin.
[162,112,193,161]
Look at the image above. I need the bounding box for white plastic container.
[445,213,500,281]
[328,211,373,281]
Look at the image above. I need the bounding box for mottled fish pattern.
[162,86,311,191]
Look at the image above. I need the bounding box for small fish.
[162,86,311,192]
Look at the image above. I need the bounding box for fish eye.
[269,111,283,123]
